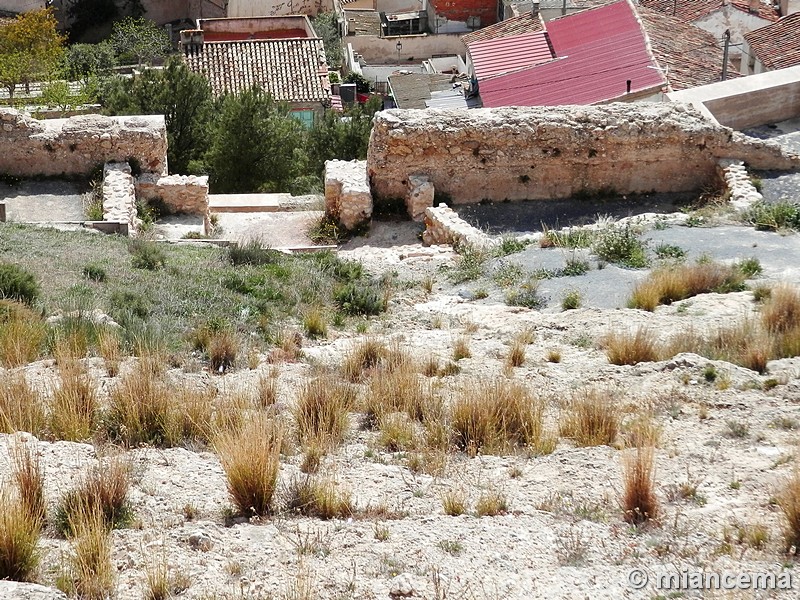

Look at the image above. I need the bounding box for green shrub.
[505,277,546,309]
[228,240,281,266]
[108,290,149,321]
[654,244,686,261]
[82,264,106,283]
[334,282,385,316]
[494,236,530,257]
[0,263,40,306]
[593,227,649,268]
[449,246,489,283]
[561,290,582,310]
[736,257,763,278]
[562,257,590,277]
[745,201,800,232]
[129,241,166,271]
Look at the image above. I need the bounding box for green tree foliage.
[100,58,212,174]
[344,72,371,94]
[206,87,308,193]
[110,17,171,66]
[0,9,65,101]
[312,12,343,70]
[62,42,117,83]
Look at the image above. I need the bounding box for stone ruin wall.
[0,109,168,178]
[367,103,800,205]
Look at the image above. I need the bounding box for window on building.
[292,109,315,129]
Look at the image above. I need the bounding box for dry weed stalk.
[621,446,659,526]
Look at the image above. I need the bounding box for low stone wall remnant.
[367,103,800,205]
[0,108,167,178]
[102,162,139,232]
[135,173,210,215]
[406,175,434,222]
[718,160,763,211]
[324,159,372,230]
[422,203,496,250]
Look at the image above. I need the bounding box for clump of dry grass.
[58,503,115,600]
[476,490,508,517]
[451,379,553,456]
[0,372,46,435]
[143,550,191,600]
[50,358,98,442]
[97,327,122,377]
[621,446,659,526]
[268,328,304,364]
[208,330,238,373]
[105,358,214,447]
[560,387,620,447]
[341,337,388,382]
[777,468,800,554]
[10,441,46,528]
[762,284,800,334]
[628,262,746,311]
[54,456,133,537]
[302,307,328,339]
[215,414,284,517]
[257,368,279,407]
[294,376,355,449]
[622,413,662,449]
[364,366,438,429]
[0,488,41,582]
[441,489,467,516]
[377,412,416,452]
[284,476,353,520]
[506,339,526,368]
[0,301,46,368]
[603,327,660,366]
[451,336,472,361]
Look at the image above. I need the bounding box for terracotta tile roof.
[469,31,555,79]
[479,0,666,106]
[182,39,331,103]
[744,13,800,70]
[639,0,779,23]
[638,6,740,89]
[343,9,382,36]
[461,13,544,45]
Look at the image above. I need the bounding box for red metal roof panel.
[469,32,556,80]
[479,0,666,107]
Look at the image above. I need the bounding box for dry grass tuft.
[629,262,746,311]
[506,339,526,368]
[54,456,133,537]
[441,489,467,516]
[475,489,508,517]
[364,367,437,430]
[777,468,800,554]
[604,327,659,366]
[97,327,122,377]
[341,337,388,382]
[294,376,355,449]
[451,336,472,361]
[208,329,238,373]
[59,503,115,600]
[451,379,553,456]
[0,301,46,367]
[561,387,620,447]
[144,550,190,600]
[10,441,46,528]
[622,413,662,449]
[762,284,800,334]
[377,412,416,452]
[257,369,279,407]
[621,446,659,526]
[284,476,353,520]
[215,414,284,517]
[0,488,41,582]
[0,372,46,435]
[50,359,98,442]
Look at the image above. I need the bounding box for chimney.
[748,0,759,13]
[532,0,540,17]
[180,29,205,48]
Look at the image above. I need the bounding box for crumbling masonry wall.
[0,109,168,178]
[367,103,800,205]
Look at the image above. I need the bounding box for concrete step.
[208,194,285,213]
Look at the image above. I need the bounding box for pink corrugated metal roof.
[469,32,555,80]
[480,0,667,107]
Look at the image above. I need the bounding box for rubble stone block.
[406,175,434,222]
[324,159,372,231]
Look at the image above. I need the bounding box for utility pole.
[673,0,678,15]
[721,29,730,81]
[563,0,567,16]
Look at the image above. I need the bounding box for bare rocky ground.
[3,209,800,600]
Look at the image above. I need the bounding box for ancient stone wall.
[102,162,138,232]
[367,103,800,205]
[422,203,496,249]
[324,159,372,230]
[135,174,209,216]
[0,109,167,178]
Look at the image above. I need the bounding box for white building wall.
[227,0,335,17]
[694,6,775,58]
[781,0,800,16]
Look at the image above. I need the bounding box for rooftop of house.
[461,12,544,45]
[469,31,555,79]
[637,6,739,89]
[476,0,667,107]
[638,0,779,23]
[744,13,800,70]
[196,15,317,40]
[182,37,331,103]
[343,9,382,36]
[389,72,480,109]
